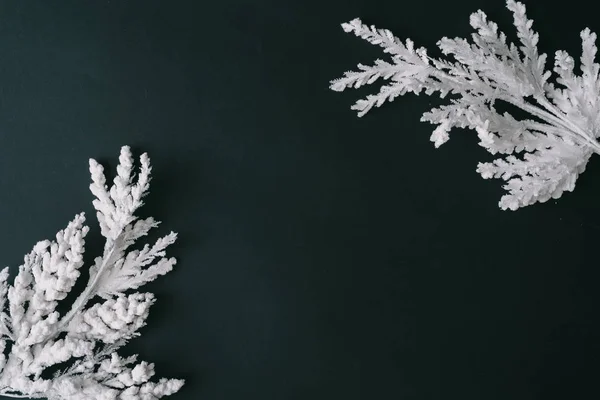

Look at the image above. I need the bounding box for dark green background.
[0,0,598,399]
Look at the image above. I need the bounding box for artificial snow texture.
[332,0,600,210]
[0,146,184,399]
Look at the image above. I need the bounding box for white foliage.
[331,0,600,210]
[0,146,184,399]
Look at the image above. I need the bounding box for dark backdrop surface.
[0,0,598,399]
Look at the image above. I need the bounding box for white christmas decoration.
[0,146,184,399]
[331,0,600,210]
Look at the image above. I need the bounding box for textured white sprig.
[332,0,600,210]
[0,146,184,399]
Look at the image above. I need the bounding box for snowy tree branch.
[332,0,600,209]
[0,146,184,399]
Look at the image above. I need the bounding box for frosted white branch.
[0,146,184,399]
[332,0,600,210]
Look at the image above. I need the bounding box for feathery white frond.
[0,146,184,399]
[332,0,600,209]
